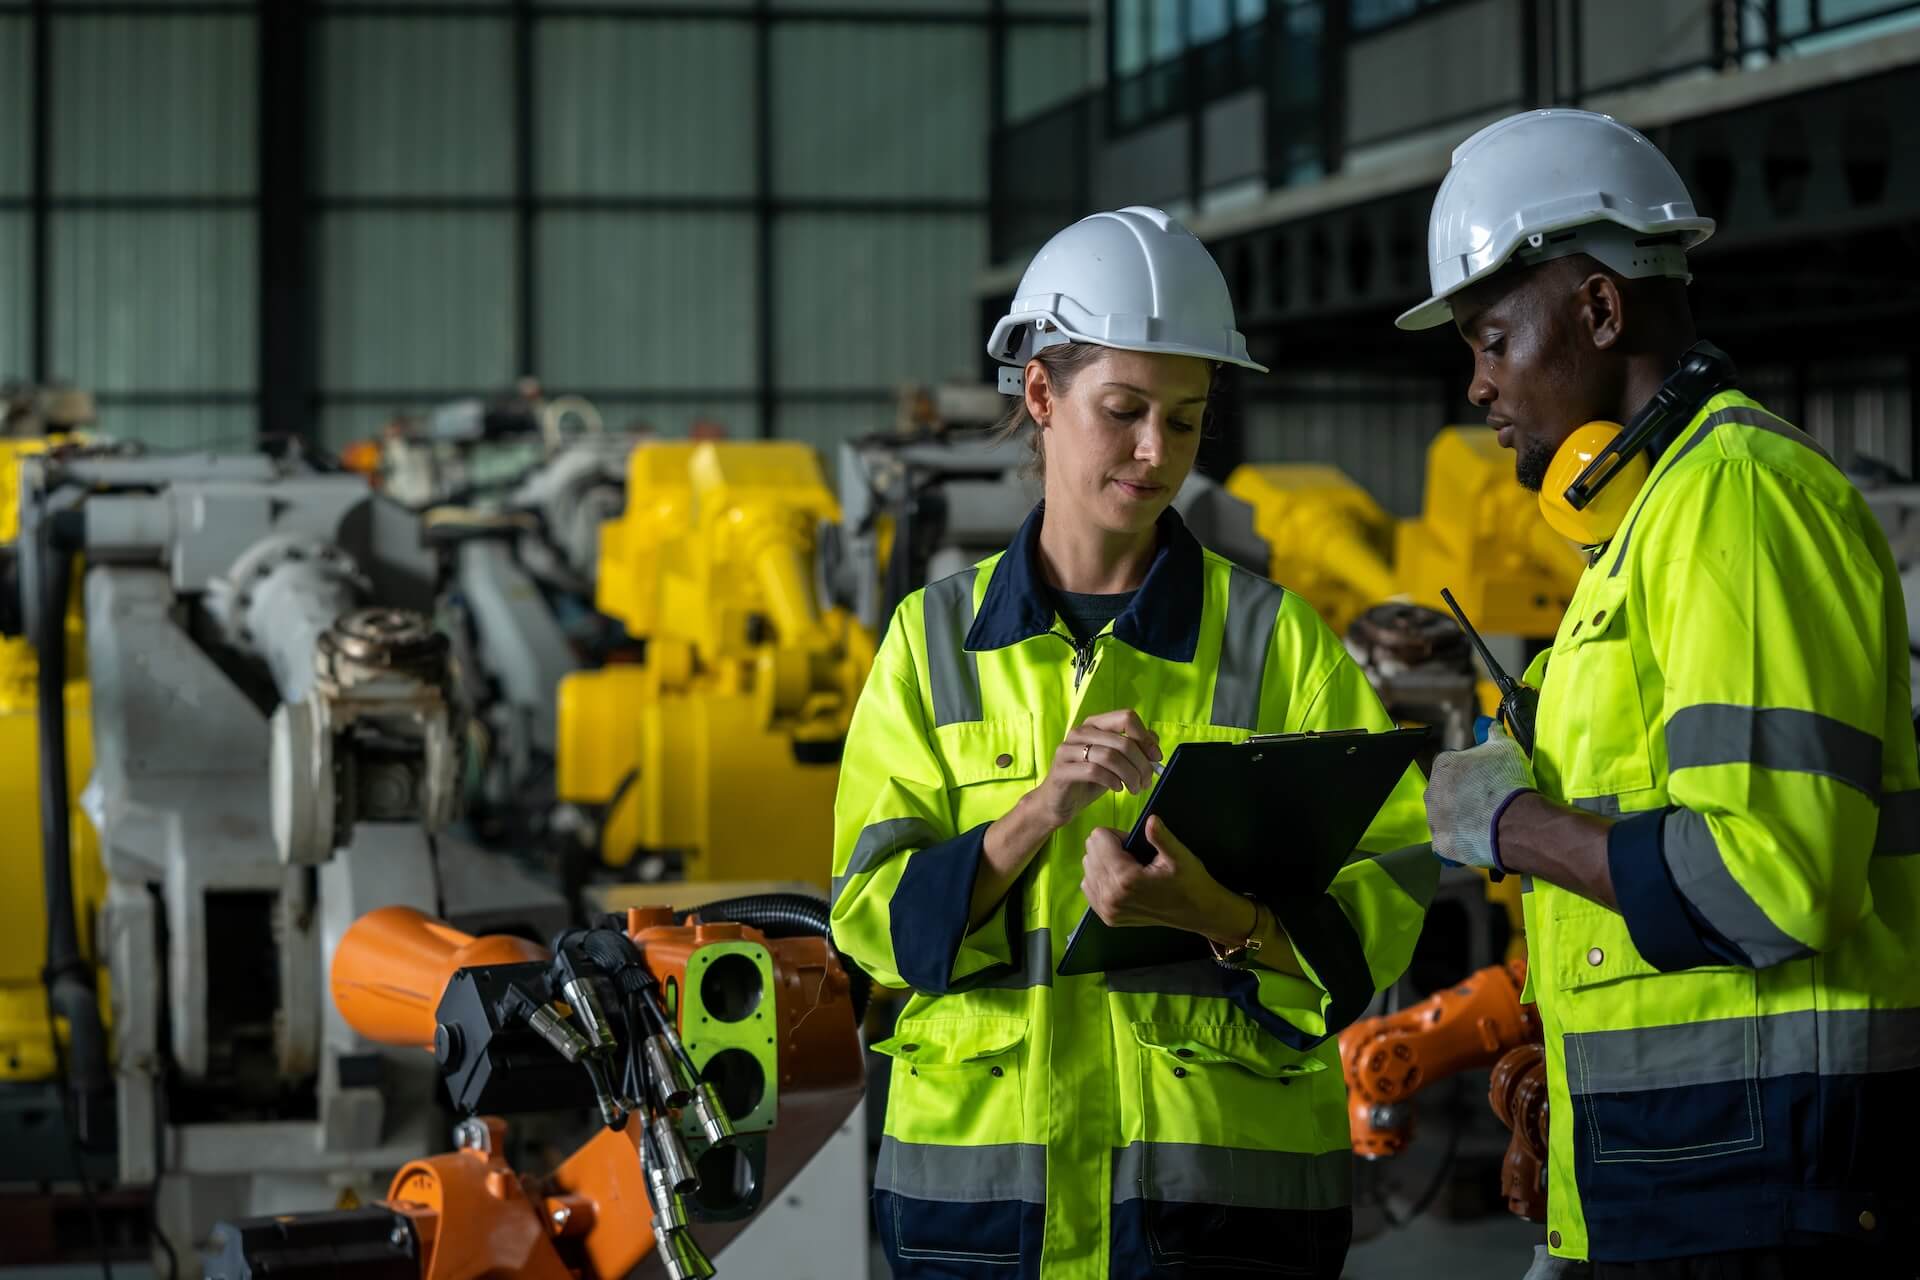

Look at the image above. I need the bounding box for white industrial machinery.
[433,425,643,851]
[824,424,1271,635]
[9,446,565,1255]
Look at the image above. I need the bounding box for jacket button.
[1571,620,1583,637]
[1172,1067,1188,1079]
[1587,947,1604,966]
[1592,610,1607,626]
[1549,1231,1561,1249]
[995,753,1013,768]
[990,1066,1004,1078]
[1860,1210,1877,1231]
[900,1043,918,1053]
[1174,1048,1194,1059]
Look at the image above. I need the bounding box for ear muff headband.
[1537,340,1736,545]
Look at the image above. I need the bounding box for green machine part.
[676,939,778,1223]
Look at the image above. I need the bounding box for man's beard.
[1514,436,1555,492]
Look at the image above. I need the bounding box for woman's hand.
[1026,709,1162,831]
[1080,815,1251,939]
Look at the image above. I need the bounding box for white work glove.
[1520,1244,1591,1280]
[1425,725,1534,873]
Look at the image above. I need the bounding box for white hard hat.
[1396,109,1715,331]
[987,205,1267,394]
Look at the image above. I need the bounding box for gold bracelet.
[1207,896,1265,970]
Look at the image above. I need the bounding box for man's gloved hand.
[1520,1243,1591,1279]
[1426,725,1534,873]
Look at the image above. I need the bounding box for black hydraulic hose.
[34,528,112,1148]
[688,893,871,1026]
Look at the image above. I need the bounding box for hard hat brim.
[1065,334,1271,376]
[1394,295,1454,332]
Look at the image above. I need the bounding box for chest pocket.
[933,715,1036,831]
[1539,576,1656,802]
[1149,721,1250,753]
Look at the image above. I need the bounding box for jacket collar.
[963,501,1203,663]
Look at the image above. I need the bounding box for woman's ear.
[1023,360,1052,428]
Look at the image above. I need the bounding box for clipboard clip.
[1244,729,1370,743]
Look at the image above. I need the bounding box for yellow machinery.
[1228,435,1568,964]
[1226,464,1403,636]
[1396,427,1586,638]
[556,441,876,887]
[0,437,105,1086]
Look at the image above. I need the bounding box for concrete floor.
[1347,1213,1547,1279]
[9,1212,1544,1279]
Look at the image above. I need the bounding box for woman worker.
[830,206,1433,1279]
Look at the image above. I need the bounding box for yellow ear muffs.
[1538,421,1652,545]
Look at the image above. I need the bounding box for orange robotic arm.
[207,902,863,1280]
[1338,959,1537,1159]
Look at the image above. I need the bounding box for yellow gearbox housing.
[1395,428,1586,638]
[0,437,107,1083]
[1225,464,1403,635]
[557,441,875,887]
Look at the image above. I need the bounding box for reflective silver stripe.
[1666,704,1881,798]
[1104,959,1230,999]
[875,1136,1046,1204]
[1566,1007,1920,1096]
[924,569,981,727]
[1209,566,1284,730]
[1363,843,1440,908]
[1662,809,1812,967]
[1714,404,1834,464]
[1607,403,1776,578]
[1875,789,1920,856]
[976,928,1054,990]
[832,816,939,904]
[1572,794,1623,818]
[1111,1141,1351,1211]
[1521,875,1534,894]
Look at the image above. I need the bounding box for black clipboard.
[1055,726,1429,977]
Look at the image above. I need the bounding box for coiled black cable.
[682,893,871,1026]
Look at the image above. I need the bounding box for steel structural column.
[514,0,535,381]
[756,0,775,439]
[260,0,316,448]
[31,0,48,383]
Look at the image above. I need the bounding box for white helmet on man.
[987,205,1267,395]
[1396,108,1715,331]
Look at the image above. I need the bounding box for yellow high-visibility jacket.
[1522,390,1920,1264]
[830,504,1433,1279]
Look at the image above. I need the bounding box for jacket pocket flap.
[1560,576,1631,650]
[1550,908,1665,992]
[872,1015,1028,1066]
[935,715,1036,787]
[1131,1020,1327,1078]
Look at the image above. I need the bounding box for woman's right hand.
[1026,709,1162,830]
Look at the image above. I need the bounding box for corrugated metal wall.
[15,2,1076,459]
[1242,373,1451,517]
[44,9,257,451]
[0,15,29,386]
[1244,362,1919,521]
[308,4,1013,455]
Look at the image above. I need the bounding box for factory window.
[1108,0,1269,133]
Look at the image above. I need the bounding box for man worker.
[1408,108,1920,1279]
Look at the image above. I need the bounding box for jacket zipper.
[1049,629,1099,691]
